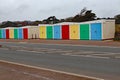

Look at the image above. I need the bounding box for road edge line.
[0,41,120,48]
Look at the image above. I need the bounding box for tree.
[72,9,96,22]
[0,21,17,28]
[115,14,120,24]
[32,21,42,25]
[84,10,96,21]
[65,17,73,22]
[42,16,60,24]
[80,7,87,16]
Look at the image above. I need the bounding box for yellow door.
[39,26,46,39]
[9,29,14,39]
[70,24,79,39]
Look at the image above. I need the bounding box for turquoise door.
[54,25,61,39]
[0,29,2,39]
[18,28,23,39]
[2,29,6,39]
[91,23,102,40]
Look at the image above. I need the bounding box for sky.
[0,0,120,22]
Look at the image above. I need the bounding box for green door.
[47,26,53,39]
[80,24,90,40]
[0,29,2,39]
[14,29,18,39]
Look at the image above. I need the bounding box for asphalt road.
[0,42,120,80]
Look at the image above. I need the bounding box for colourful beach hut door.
[80,24,90,40]
[62,25,69,40]
[40,26,46,39]
[91,23,102,40]
[9,29,14,39]
[6,29,9,39]
[0,29,2,39]
[23,28,28,39]
[14,29,18,39]
[47,26,53,39]
[53,25,61,39]
[70,24,79,39]
[2,29,6,39]
[18,28,23,39]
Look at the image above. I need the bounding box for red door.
[23,28,28,39]
[62,25,69,40]
[6,29,9,39]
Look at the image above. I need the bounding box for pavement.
[0,60,96,80]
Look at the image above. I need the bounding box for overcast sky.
[0,0,120,22]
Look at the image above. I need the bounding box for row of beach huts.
[0,20,115,40]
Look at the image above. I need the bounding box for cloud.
[0,0,120,22]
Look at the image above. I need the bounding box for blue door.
[54,25,61,39]
[91,23,102,40]
[18,28,23,39]
[2,29,6,39]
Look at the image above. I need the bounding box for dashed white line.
[64,54,110,59]
[0,48,9,50]
[16,50,43,54]
[115,56,120,59]
[85,55,110,59]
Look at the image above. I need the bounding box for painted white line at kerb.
[1,41,120,49]
[31,43,120,49]
[0,60,104,80]
[18,42,27,44]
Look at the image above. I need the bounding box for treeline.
[0,8,120,28]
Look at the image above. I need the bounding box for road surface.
[0,42,120,80]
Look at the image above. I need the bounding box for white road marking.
[0,48,9,50]
[16,50,43,54]
[65,54,110,59]
[0,41,120,48]
[0,60,104,80]
[18,42,27,44]
[62,53,73,55]
[115,56,120,59]
[35,43,120,49]
[91,53,120,56]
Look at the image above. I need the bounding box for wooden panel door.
[23,28,28,39]
[47,26,53,39]
[39,26,46,39]
[91,23,102,40]
[53,25,61,39]
[70,24,79,39]
[62,25,69,40]
[80,24,90,40]
[6,29,9,39]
